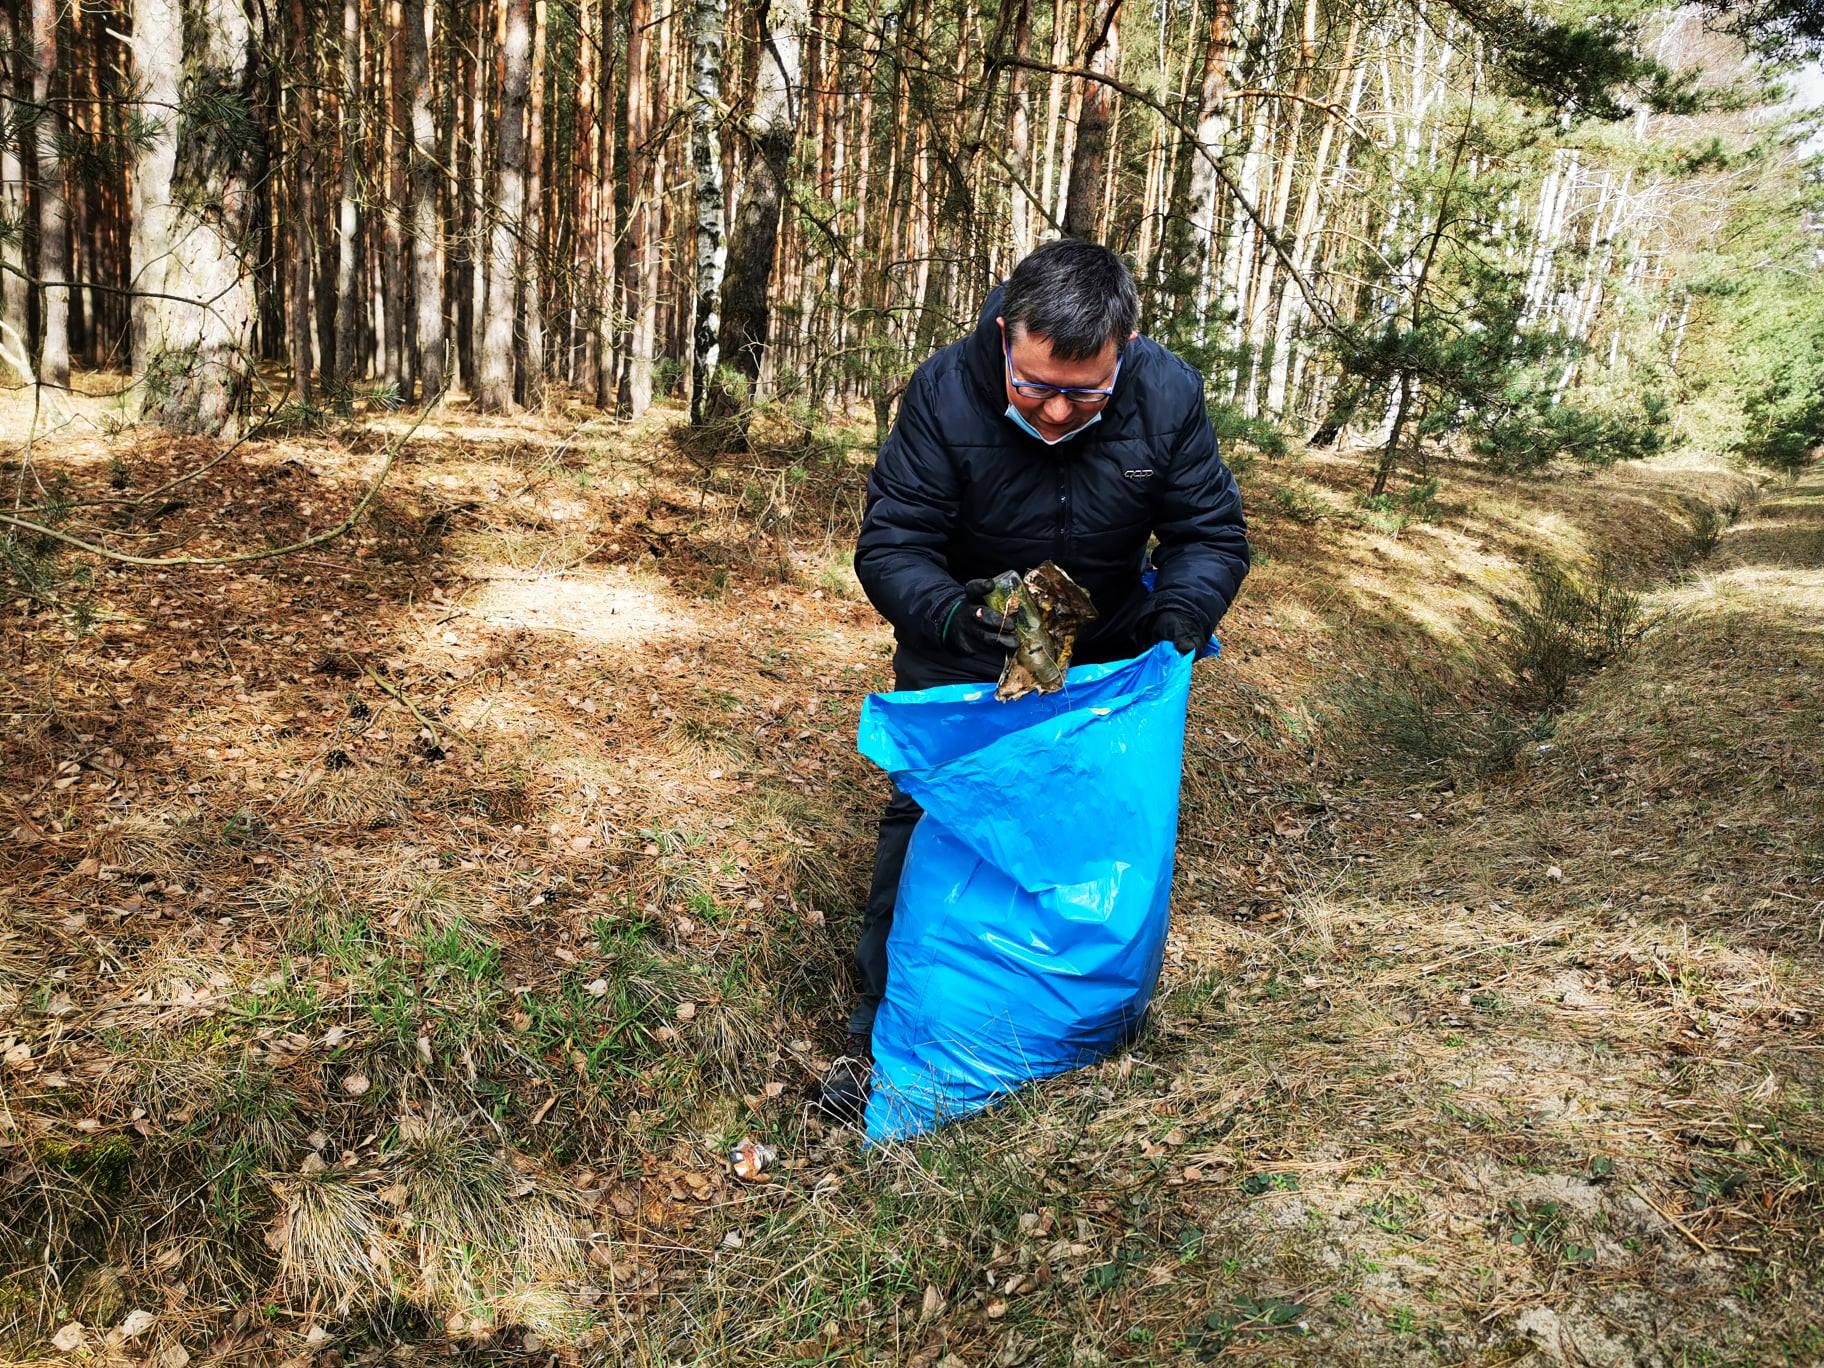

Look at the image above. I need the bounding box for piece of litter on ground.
[728,1138,776,1182]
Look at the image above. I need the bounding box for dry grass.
[2,386,1816,1363]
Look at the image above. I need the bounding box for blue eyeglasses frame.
[1003,337,1123,407]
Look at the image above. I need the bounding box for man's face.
[999,318,1124,443]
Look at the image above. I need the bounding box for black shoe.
[813,1033,873,1127]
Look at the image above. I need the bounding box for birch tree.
[130,0,259,437]
[2,0,1808,481]
[331,0,361,390]
[686,0,726,427]
[705,0,806,440]
[404,0,444,399]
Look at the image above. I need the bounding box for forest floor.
[1,382,1820,1367]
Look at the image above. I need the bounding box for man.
[826,240,1249,1119]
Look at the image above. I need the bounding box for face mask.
[1005,403,1102,446]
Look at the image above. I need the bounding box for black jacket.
[855,287,1250,676]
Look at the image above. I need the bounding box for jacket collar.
[964,284,1014,414]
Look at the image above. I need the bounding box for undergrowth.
[3,401,1811,1363]
[1504,555,1650,708]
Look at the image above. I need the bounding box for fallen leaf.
[119,1309,155,1339]
[52,1324,83,1352]
[340,1073,371,1096]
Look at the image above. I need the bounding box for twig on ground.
[1630,1183,1761,1256]
[360,663,475,752]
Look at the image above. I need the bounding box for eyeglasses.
[1003,338,1122,407]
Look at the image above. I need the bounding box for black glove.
[1150,610,1202,656]
[944,577,1019,656]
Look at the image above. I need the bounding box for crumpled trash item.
[727,1138,776,1182]
[984,561,1098,701]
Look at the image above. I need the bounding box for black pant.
[848,598,1157,1037]
[847,647,985,1036]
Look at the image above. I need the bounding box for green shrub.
[1504,556,1649,707]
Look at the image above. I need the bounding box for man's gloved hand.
[945,577,1019,656]
[1151,610,1203,656]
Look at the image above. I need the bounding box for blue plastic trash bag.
[856,641,1203,1143]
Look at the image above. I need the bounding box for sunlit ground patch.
[462,565,689,645]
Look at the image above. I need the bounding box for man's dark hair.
[1001,240,1139,361]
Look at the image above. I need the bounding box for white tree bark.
[130,0,258,437]
[405,0,444,398]
[332,0,361,388]
[686,0,726,426]
[1187,0,1244,344]
[709,0,803,429]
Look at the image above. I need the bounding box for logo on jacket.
[1123,468,1155,480]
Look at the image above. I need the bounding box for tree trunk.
[1005,0,1036,260]
[285,0,314,400]
[686,0,725,428]
[32,0,69,389]
[1269,15,1363,417]
[131,0,258,436]
[707,0,803,437]
[478,0,531,410]
[1039,0,1067,218]
[623,0,655,414]
[450,0,472,388]
[1169,0,1237,336]
[382,2,407,391]
[331,0,362,393]
[1063,0,1121,240]
[522,0,547,406]
[0,8,34,383]
[466,0,490,390]
[405,0,445,398]
[593,0,617,408]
